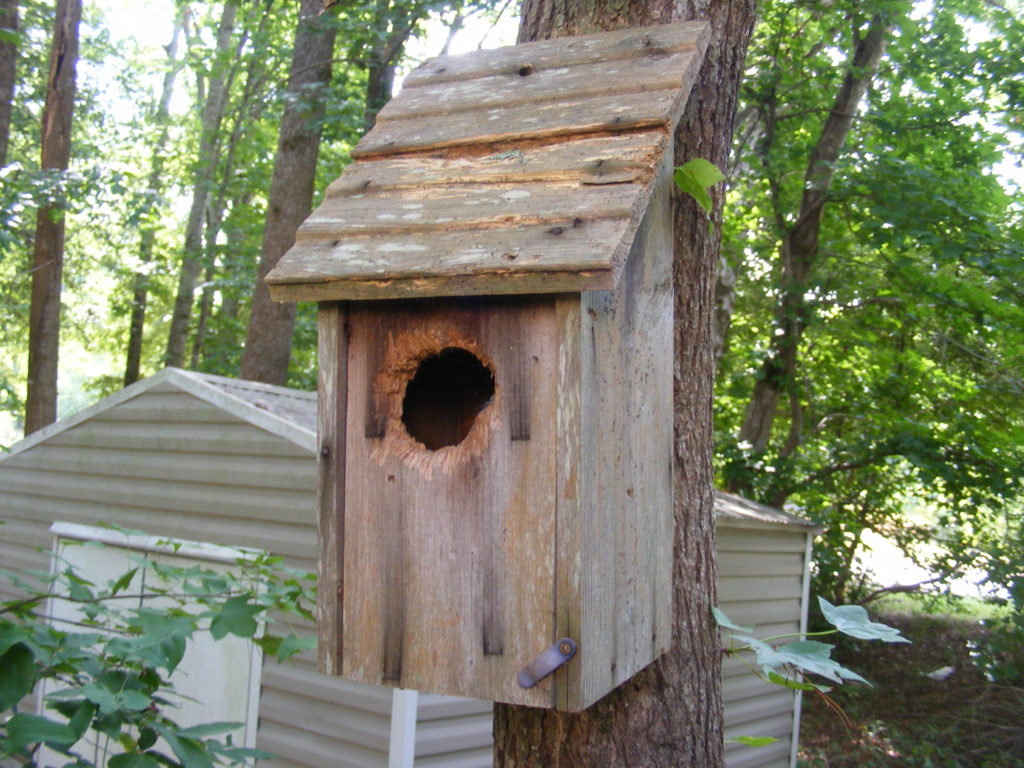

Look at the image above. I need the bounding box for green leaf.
[4,713,79,753]
[674,158,725,215]
[0,622,31,655]
[767,670,828,692]
[67,701,98,740]
[818,597,911,643]
[732,635,870,685]
[109,567,139,596]
[152,723,215,768]
[138,726,158,751]
[712,606,754,633]
[176,721,244,739]
[732,736,779,747]
[109,754,162,768]
[0,642,36,710]
[209,596,262,640]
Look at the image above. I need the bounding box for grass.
[797,600,1024,767]
[870,591,1012,622]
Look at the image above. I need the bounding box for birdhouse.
[265,21,709,711]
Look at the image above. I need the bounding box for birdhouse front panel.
[339,297,559,707]
[267,21,710,711]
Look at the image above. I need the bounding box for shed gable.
[265,22,709,301]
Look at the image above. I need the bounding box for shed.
[0,368,816,768]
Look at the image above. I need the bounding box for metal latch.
[517,638,577,688]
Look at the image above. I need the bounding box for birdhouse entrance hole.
[401,347,495,450]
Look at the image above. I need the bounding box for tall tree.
[492,1,756,765]
[24,0,82,434]
[715,0,1024,603]
[737,12,890,457]
[0,0,17,165]
[165,0,240,369]
[123,10,186,386]
[239,0,336,384]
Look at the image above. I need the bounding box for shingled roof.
[265,21,709,302]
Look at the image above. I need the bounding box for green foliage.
[971,575,1024,685]
[717,597,908,694]
[674,157,725,216]
[0,539,315,767]
[716,0,1024,605]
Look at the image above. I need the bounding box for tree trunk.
[124,11,185,386]
[24,0,81,435]
[492,2,756,765]
[737,16,890,457]
[0,0,18,166]
[361,0,415,134]
[189,5,274,371]
[165,0,239,369]
[239,0,336,384]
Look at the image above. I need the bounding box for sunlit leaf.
[819,597,911,643]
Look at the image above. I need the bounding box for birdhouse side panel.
[339,297,560,707]
[574,159,675,710]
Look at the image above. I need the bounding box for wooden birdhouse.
[265,21,709,711]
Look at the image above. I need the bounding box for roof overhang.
[266,21,709,302]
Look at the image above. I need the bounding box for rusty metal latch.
[517,638,577,688]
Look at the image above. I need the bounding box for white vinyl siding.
[0,376,390,768]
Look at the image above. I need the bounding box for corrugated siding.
[414,694,493,768]
[718,524,809,768]
[0,383,391,768]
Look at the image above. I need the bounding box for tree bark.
[238,0,336,384]
[493,2,756,765]
[124,12,185,386]
[737,16,890,457]
[361,0,416,133]
[24,0,81,435]
[0,0,18,166]
[165,0,239,369]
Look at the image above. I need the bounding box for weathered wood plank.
[267,266,615,303]
[268,217,631,285]
[403,22,707,88]
[300,181,642,238]
[317,302,348,677]
[353,89,679,158]
[385,49,702,123]
[553,295,583,710]
[340,297,558,707]
[325,131,666,195]
[574,156,674,710]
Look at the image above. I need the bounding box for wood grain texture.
[340,297,558,707]
[297,181,641,239]
[572,156,674,711]
[324,131,665,195]
[403,22,706,88]
[317,303,348,676]
[376,50,701,123]
[267,218,629,292]
[353,89,681,159]
[263,22,709,302]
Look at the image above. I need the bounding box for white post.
[389,688,419,768]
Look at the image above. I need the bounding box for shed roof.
[1,368,317,459]
[714,490,820,531]
[265,21,710,302]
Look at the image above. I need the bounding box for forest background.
[1,0,1022,624]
